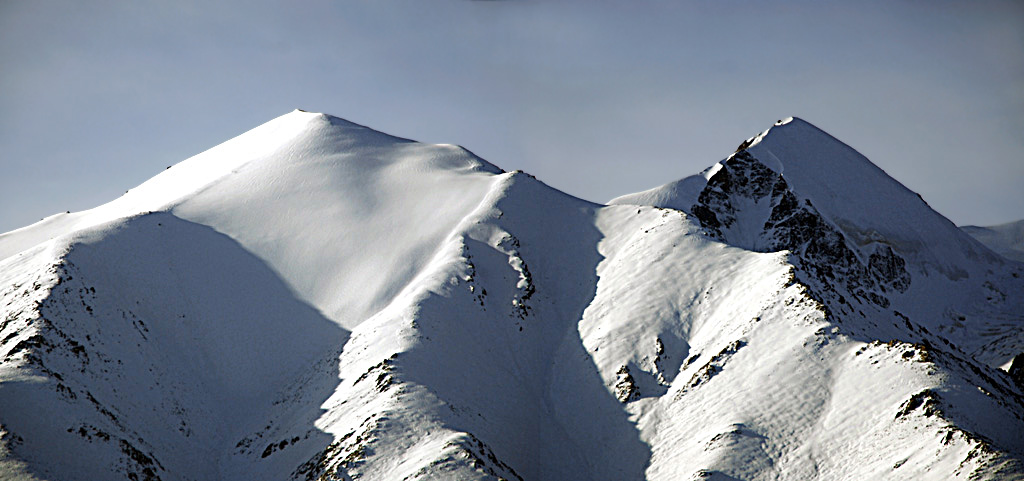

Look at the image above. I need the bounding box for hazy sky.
[2,0,1022,234]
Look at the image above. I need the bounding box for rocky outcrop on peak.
[690,149,911,310]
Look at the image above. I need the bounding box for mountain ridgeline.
[1,112,1022,480]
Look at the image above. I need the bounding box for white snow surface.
[1,111,1022,480]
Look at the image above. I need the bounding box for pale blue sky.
[2,0,1022,233]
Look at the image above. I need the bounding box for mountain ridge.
[1,111,1021,480]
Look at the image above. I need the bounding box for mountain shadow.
[0,212,349,481]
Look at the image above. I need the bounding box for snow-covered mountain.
[962,219,1024,263]
[1,111,1021,481]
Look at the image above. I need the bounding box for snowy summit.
[1,110,1022,480]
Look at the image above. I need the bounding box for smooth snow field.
[1,111,1022,480]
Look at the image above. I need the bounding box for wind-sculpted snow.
[2,111,1023,480]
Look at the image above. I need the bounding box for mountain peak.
[0,110,501,263]
[612,116,1001,279]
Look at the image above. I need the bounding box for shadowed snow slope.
[1,111,1022,480]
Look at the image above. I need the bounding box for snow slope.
[1,112,1022,480]
[610,117,1022,366]
[962,219,1024,262]
[0,111,503,330]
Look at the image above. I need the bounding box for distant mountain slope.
[962,219,1024,262]
[1,112,1022,480]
